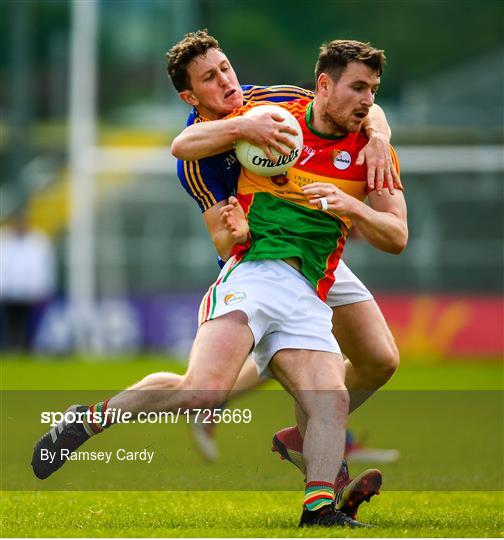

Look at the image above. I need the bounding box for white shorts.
[198,257,340,375]
[326,259,373,308]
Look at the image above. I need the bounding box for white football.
[235,104,303,176]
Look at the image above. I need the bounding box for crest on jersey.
[270,173,289,187]
[332,149,351,170]
[224,292,246,305]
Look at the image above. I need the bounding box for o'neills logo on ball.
[251,148,299,168]
[332,149,351,170]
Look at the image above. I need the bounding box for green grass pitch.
[1,355,503,537]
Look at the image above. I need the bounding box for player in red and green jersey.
[225,97,402,300]
[173,36,407,526]
[213,59,407,506]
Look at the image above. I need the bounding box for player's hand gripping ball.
[235,105,303,176]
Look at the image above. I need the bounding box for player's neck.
[196,106,226,122]
[310,100,347,139]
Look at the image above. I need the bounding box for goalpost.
[67,0,99,352]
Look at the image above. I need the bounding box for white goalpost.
[67,0,99,352]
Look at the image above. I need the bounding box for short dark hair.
[166,29,221,92]
[315,40,386,83]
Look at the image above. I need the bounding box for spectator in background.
[0,209,56,352]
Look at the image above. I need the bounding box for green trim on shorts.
[209,258,243,320]
[209,282,218,320]
[222,257,243,283]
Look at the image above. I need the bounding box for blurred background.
[0,0,502,359]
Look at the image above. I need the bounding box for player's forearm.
[346,202,408,254]
[211,229,247,262]
[212,230,234,262]
[363,104,391,141]
[171,118,243,160]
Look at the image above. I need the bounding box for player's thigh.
[185,311,254,390]
[331,299,397,370]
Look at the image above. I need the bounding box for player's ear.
[317,73,330,97]
[179,90,199,107]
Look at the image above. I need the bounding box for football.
[235,104,303,176]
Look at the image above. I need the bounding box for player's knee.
[380,342,400,381]
[335,386,350,412]
[179,378,230,409]
[175,390,223,411]
[301,384,349,422]
[324,387,349,426]
[197,388,229,409]
[315,381,349,399]
[368,342,400,386]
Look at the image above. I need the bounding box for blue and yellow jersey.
[177,85,314,212]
